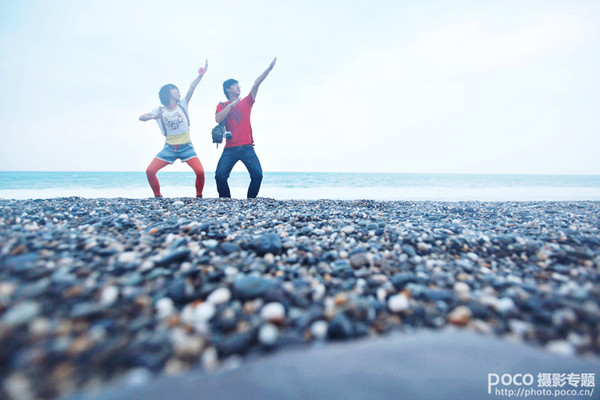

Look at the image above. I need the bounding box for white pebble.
[466,252,479,261]
[310,320,329,341]
[5,373,35,400]
[546,340,576,357]
[29,318,51,338]
[0,282,17,298]
[537,249,550,261]
[155,297,175,319]
[2,301,41,326]
[258,323,279,346]
[508,319,533,336]
[260,302,286,322]
[124,368,153,386]
[100,286,119,306]
[376,287,387,303]
[264,253,275,264]
[388,294,410,312]
[312,283,326,301]
[173,200,184,207]
[90,325,107,342]
[495,297,515,313]
[207,287,231,305]
[139,260,154,271]
[194,302,216,323]
[453,282,470,296]
[173,336,205,357]
[203,239,219,250]
[201,347,219,372]
[118,252,137,263]
[479,295,499,308]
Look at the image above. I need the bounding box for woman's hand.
[198,59,208,76]
[187,59,208,103]
[139,109,163,122]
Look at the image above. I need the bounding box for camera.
[225,131,232,140]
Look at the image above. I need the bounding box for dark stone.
[155,249,190,267]
[322,251,338,262]
[390,273,424,290]
[198,283,220,299]
[219,242,241,255]
[276,332,307,347]
[166,278,188,303]
[327,313,354,340]
[214,329,257,357]
[466,304,492,320]
[332,260,352,272]
[567,248,594,260]
[71,303,106,320]
[134,347,171,371]
[197,255,212,265]
[288,292,310,308]
[250,233,282,255]
[15,279,51,299]
[294,306,324,329]
[212,307,240,333]
[421,289,454,302]
[349,252,369,268]
[198,223,211,232]
[233,276,278,300]
[363,223,377,231]
[1,253,40,276]
[353,322,370,337]
[262,287,286,303]
[402,245,416,257]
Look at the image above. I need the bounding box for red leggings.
[146,157,205,197]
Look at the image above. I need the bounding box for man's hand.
[229,98,241,108]
[251,57,277,101]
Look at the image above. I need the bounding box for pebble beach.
[1,197,599,399]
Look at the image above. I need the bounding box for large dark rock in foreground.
[75,331,600,400]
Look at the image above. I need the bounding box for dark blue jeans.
[215,145,263,198]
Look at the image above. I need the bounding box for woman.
[139,60,208,198]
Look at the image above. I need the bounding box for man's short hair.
[223,79,238,98]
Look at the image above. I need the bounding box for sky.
[0,0,599,174]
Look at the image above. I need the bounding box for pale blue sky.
[1,0,599,174]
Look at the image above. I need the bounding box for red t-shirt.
[216,94,255,148]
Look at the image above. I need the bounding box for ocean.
[0,171,599,201]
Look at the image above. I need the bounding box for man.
[215,57,277,198]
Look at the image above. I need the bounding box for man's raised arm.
[250,57,277,101]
